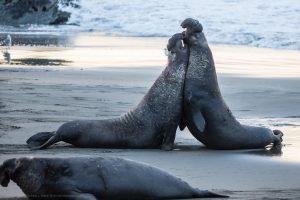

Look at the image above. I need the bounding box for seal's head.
[166,33,188,64]
[181,18,203,37]
[0,158,46,194]
[181,18,207,47]
[0,158,17,187]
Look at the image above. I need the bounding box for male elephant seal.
[0,157,227,199]
[27,33,188,150]
[180,18,283,150]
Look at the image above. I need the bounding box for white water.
[59,0,300,50]
[1,0,300,50]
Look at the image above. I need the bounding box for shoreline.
[1,34,300,77]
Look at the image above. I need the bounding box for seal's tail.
[26,131,59,149]
[194,189,229,198]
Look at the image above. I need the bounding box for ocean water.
[1,0,300,50]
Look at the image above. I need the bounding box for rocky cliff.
[0,0,74,25]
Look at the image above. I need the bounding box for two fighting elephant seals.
[180,18,283,150]
[0,157,227,199]
[27,19,283,151]
[27,33,188,150]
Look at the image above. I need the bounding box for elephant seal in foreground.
[180,18,283,150]
[0,157,227,199]
[27,33,188,150]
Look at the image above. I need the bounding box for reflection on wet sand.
[0,33,72,46]
[11,58,72,66]
[0,33,166,68]
[1,52,71,66]
[173,144,284,157]
[240,145,283,156]
[1,33,300,77]
[1,34,11,64]
[2,51,10,64]
[0,33,74,66]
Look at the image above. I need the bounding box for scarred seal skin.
[0,157,228,199]
[180,18,283,150]
[26,33,188,150]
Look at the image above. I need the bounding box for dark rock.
[0,0,73,25]
[49,12,70,25]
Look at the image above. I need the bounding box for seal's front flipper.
[179,116,187,131]
[185,94,206,134]
[160,125,177,151]
[192,110,205,133]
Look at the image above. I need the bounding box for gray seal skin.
[27,33,188,150]
[0,157,228,199]
[180,18,283,150]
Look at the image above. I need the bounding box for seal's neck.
[134,57,186,122]
[188,43,221,96]
[12,161,45,196]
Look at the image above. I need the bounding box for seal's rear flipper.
[273,129,284,142]
[26,131,54,147]
[30,134,60,150]
[272,129,284,148]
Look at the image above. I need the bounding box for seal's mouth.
[167,33,183,51]
[165,33,187,58]
[182,34,189,46]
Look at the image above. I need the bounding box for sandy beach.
[1,34,300,199]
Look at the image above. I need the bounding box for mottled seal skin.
[27,33,188,150]
[0,157,227,199]
[180,18,283,150]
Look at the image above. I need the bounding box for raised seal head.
[166,33,188,64]
[181,18,207,47]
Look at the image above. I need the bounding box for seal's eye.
[62,167,72,176]
[46,168,56,177]
[60,164,72,176]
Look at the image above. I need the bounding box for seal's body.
[27,33,188,150]
[181,18,283,150]
[0,157,227,199]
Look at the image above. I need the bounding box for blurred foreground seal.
[0,157,227,199]
[27,33,188,150]
[180,18,283,150]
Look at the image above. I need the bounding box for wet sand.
[0,34,300,199]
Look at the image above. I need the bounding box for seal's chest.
[188,52,211,79]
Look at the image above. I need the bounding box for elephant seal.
[27,33,188,150]
[180,18,283,150]
[0,157,227,199]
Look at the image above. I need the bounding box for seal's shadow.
[240,145,283,156]
[173,144,283,156]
